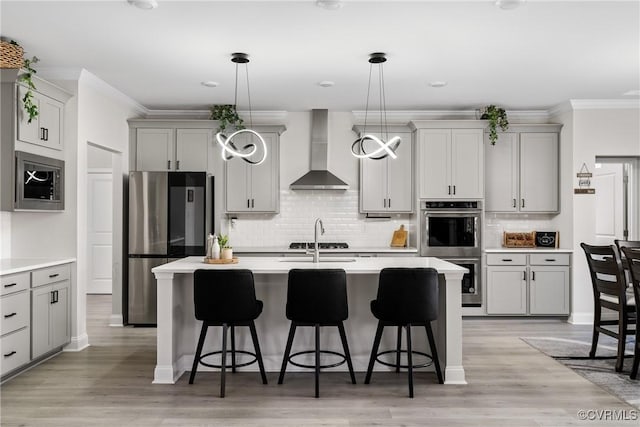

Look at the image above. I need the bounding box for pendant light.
[216,52,267,165]
[351,52,401,160]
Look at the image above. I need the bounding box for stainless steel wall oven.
[420,200,482,306]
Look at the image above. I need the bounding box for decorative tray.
[503,231,536,248]
[203,257,239,264]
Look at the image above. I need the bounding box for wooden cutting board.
[390,224,408,247]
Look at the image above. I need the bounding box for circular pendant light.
[351,52,401,160]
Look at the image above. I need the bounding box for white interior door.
[594,163,624,245]
[88,171,113,294]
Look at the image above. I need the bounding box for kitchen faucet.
[309,218,325,263]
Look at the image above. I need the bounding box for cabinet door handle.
[521,199,525,208]
[523,271,526,280]
[4,283,17,288]
[251,199,255,208]
[44,128,49,141]
[167,160,171,170]
[40,127,45,140]
[176,160,180,170]
[49,273,59,278]
[532,271,536,281]
[512,199,516,208]
[383,199,387,208]
[247,199,250,208]
[3,351,16,358]
[388,198,391,208]
[448,185,451,195]
[453,185,456,195]
[51,290,55,304]
[4,312,17,319]
[502,259,513,262]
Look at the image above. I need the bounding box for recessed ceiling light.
[316,1,343,10]
[127,0,158,10]
[429,81,448,88]
[201,81,219,88]
[623,89,640,96]
[495,0,525,10]
[318,81,335,88]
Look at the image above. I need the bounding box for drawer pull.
[502,259,513,262]
[4,283,17,288]
[545,258,556,262]
[4,312,17,318]
[4,351,16,358]
[49,273,59,278]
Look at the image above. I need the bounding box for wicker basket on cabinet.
[0,41,24,69]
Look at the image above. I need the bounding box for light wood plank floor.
[1,295,637,426]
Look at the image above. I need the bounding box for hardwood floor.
[1,295,637,426]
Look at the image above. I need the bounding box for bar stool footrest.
[376,350,433,369]
[198,350,258,369]
[288,350,347,370]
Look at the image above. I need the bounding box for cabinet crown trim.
[409,120,487,130]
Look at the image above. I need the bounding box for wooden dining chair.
[580,243,635,372]
[620,247,640,379]
[615,239,640,285]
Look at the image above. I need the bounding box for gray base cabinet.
[486,253,570,316]
[0,272,30,376]
[32,280,70,359]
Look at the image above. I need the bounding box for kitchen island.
[152,256,467,385]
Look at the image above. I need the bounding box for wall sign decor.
[574,162,595,194]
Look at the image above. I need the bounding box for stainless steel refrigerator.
[127,171,207,325]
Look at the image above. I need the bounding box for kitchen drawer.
[487,254,527,266]
[529,254,570,266]
[1,291,29,335]
[0,327,30,376]
[32,264,70,288]
[1,272,30,296]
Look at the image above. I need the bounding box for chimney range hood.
[290,109,349,190]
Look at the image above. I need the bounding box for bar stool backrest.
[193,269,258,322]
[580,243,628,303]
[286,269,348,323]
[376,268,439,323]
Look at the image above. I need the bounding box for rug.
[521,336,639,409]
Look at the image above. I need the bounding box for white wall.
[568,103,640,324]
[87,144,113,169]
[75,70,144,335]
[0,211,10,259]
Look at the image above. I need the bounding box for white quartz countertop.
[152,256,466,275]
[0,258,76,275]
[484,248,573,253]
[233,246,418,254]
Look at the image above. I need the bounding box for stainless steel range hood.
[290,109,349,190]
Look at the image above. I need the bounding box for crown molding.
[569,99,640,110]
[144,109,289,124]
[79,69,147,115]
[352,109,550,124]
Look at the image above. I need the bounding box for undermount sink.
[279,257,356,263]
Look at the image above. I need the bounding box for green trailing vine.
[480,105,509,145]
[209,104,244,133]
[10,40,40,124]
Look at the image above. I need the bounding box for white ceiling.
[1,0,639,112]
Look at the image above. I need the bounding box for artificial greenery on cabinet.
[480,105,509,145]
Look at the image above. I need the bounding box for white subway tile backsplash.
[225,190,414,248]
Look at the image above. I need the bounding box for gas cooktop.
[289,242,349,250]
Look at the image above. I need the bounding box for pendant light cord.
[363,63,373,136]
[245,64,254,129]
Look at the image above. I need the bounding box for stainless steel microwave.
[15,151,65,210]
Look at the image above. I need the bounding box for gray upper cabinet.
[16,84,65,151]
[358,130,413,213]
[225,131,280,213]
[412,121,484,200]
[133,126,210,171]
[485,124,562,213]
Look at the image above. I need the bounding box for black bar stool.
[364,267,443,398]
[278,268,356,398]
[190,269,268,398]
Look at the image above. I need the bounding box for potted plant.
[209,104,244,134]
[480,105,509,145]
[218,235,233,260]
[1,40,39,123]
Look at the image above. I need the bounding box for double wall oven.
[420,200,482,307]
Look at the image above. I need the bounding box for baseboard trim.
[109,314,124,327]
[64,333,90,352]
[568,312,593,325]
